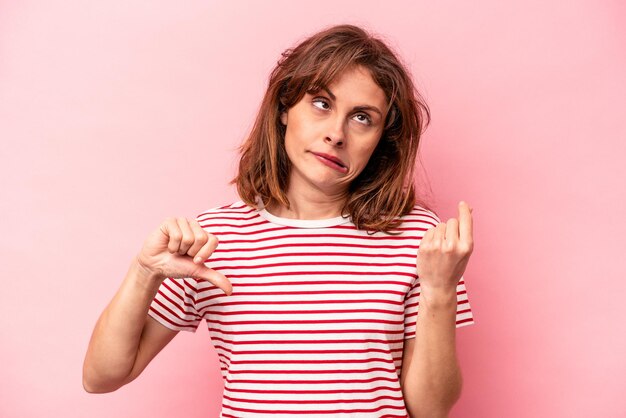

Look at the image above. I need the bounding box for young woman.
[83,24,475,417]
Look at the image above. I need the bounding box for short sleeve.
[403,276,475,340]
[148,277,204,333]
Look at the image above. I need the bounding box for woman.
[83,24,475,417]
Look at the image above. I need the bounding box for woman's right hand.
[135,217,233,295]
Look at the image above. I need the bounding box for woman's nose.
[324,136,344,146]
[325,117,345,146]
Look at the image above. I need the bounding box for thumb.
[188,264,232,295]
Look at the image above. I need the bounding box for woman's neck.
[264,192,347,220]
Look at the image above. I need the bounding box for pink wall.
[1,1,624,417]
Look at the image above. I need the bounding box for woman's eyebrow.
[322,86,383,117]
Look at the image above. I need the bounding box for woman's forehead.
[311,66,384,95]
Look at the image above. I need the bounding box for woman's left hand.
[416,201,474,293]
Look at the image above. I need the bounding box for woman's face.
[280,65,388,196]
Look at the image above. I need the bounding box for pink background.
[1,1,625,417]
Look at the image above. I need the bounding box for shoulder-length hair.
[230,23,435,234]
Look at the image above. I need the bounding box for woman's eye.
[355,113,372,125]
[312,98,330,110]
[312,98,372,126]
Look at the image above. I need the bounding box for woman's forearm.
[82,257,163,392]
[402,287,462,418]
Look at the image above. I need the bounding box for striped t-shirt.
[148,199,475,417]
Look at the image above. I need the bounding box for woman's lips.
[312,153,348,173]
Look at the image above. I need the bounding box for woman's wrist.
[131,255,165,288]
[419,285,458,310]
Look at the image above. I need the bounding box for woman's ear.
[280,111,287,126]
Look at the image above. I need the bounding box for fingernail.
[194,256,202,263]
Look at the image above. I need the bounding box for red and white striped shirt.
[148,199,475,417]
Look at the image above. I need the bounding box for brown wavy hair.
[229,23,435,234]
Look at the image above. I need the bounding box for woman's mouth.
[312,153,348,174]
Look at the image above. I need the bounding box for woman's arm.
[83,216,230,393]
[401,202,473,416]
[400,289,462,417]
[82,257,177,393]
